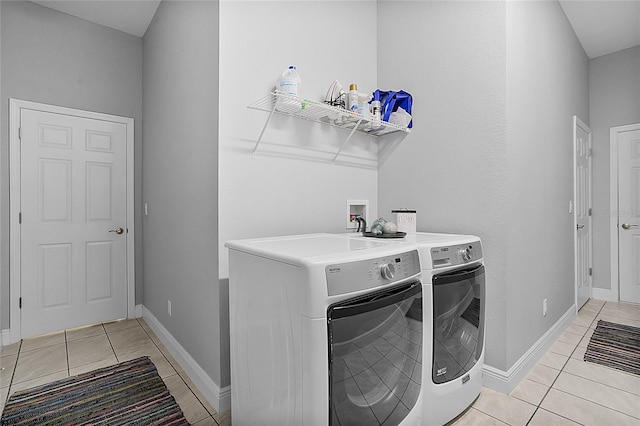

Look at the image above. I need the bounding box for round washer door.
[327,281,423,425]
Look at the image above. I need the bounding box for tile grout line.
[469,407,510,425]
[136,318,180,376]
[135,318,223,425]
[559,367,640,401]
[556,302,640,421]
[524,301,606,426]
[102,322,120,364]
[6,322,219,425]
[540,384,640,422]
[528,407,587,426]
[65,330,70,377]
[5,340,23,402]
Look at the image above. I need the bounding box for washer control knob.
[459,247,472,262]
[380,263,396,280]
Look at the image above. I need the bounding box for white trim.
[142,305,231,414]
[482,305,576,394]
[8,99,135,343]
[9,100,21,344]
[1,329,11,347]
[134,304,144,318]
[610,123,640,303]
[573,115,593,313]
[573,114,577,313]
[592,287,615,302]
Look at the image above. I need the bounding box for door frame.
[610,122,640,303]
[573,115,593,312]
[9,98,135,343]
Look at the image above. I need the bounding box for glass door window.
[432,265,485,384]
[327,282,422,426]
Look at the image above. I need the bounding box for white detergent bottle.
[275,65,301,111]
[347,84,359,113]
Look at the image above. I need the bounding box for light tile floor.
[450,299,640,426]
[0,317,230,426]
[1,300,638,426]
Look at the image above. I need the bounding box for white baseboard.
[142,305,231,414]
[482,304,576,394]
[592,288,615,302]
[134,304,143,318]
[1,329,11,347]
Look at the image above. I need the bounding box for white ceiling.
[558,0,640,58]
[29,0,640,58]
[30,0,161,38]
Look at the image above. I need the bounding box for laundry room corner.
[218,0,381,281]
[141,0,224,409]
[0,0,4,341]
[376,0,590,392]
[377,0,510,373]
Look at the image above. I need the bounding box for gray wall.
[504,0,589,368]
[590,46,640,292]
[378,0,509,370]
[378,0,589,372]
[142,1,222,386]
[0,0,3,332]
[0,1,143,330]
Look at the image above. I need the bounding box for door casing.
[573,115,592,311]
[9,98,135,343]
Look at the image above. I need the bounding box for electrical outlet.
[543,298,548,317]
[346,200,369,230]
[168,300,172,317]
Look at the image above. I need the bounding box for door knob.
[109,227,124,235]
[621,223,638,230]
[576,224,584,230]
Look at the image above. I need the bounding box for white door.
[19,108,128,338]
[574,116,592,310]
[618,126,640,303]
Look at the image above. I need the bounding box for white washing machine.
[226,233,426,426]
[347,232,485,425]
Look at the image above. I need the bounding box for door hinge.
[19,297,22,309]
[588,208,592,216]
[18,127,22,140]
[589,268,592,276]
[18,212,22,224]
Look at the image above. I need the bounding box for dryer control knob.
[380,263,396,280]
[459,247,472,262]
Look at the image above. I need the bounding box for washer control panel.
[431,241,482,268]
[326,250,420,296]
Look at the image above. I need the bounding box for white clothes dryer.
[226,233,427,426]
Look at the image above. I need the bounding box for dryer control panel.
[326,250,420,296]
[431,241,482,268]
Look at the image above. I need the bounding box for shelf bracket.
[252,100,278,158]
[331,118,364,164]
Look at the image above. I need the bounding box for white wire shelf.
[247,92,410,167]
